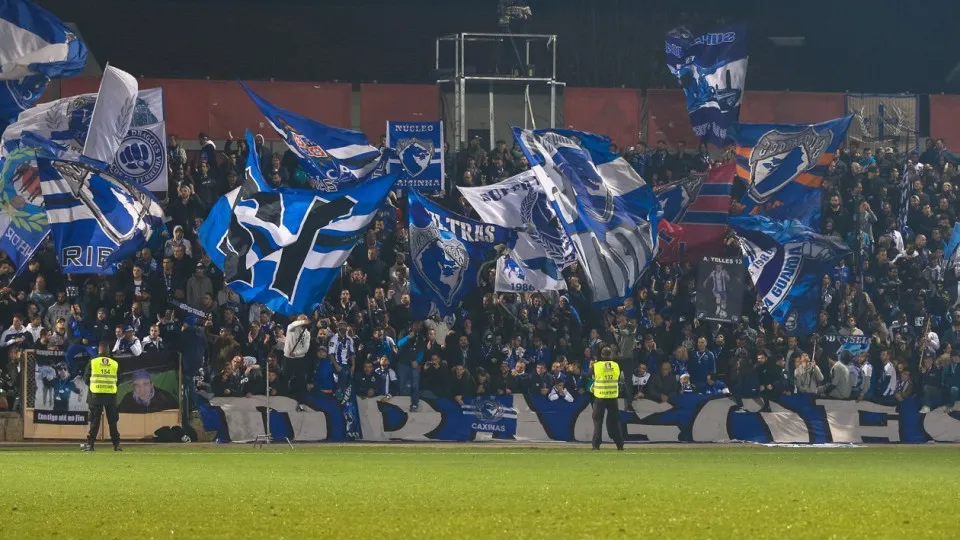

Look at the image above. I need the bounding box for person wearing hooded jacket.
[283,315,312,394]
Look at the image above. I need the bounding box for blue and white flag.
[408,190,516,319]
[386,120,444,192]
[734,116,852,231]
[199,131,397,315]
[242,82,384,192]
[0,0,87,130]
[458,170,572,293]
[665,24,747,147]
[836,335,871,357]
[513,128,660,306]
[26,133,165,274]
[730,215,850,336]
[0,88,164,273]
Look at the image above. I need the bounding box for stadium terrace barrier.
[930,94,960,152]
[564,87,641,149]
[359,84,440,143]
[199,394,960,444]
[739,91,846,125]
[58,78,353,141]
[645,89,693,147]
[46,78,956,149]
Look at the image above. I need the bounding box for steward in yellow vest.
[83,342,122,452]
[591,347,625,450]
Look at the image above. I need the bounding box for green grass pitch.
[2,445,958,539]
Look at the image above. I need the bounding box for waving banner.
[408,190,516,318]
[734,116,852,230]
[513,128,660,306]
[459,170,573,293]
[665,24,748,147]
[199,131,397,315]
[0,0,88,130]
[0,88,165,274]
[242,82,385,192]
[656,162,734,262]
[731,216,850,336]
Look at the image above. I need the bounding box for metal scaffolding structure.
[436,32,564,150]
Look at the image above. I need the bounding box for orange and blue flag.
[734,115,852,230]
[656,162,735,263]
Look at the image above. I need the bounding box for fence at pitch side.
[199,393,960,443]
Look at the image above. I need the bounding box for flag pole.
[254,359,293,449]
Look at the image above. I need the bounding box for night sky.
[35,0,960,94]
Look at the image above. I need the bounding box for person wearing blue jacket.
[396,329,424,411]
[178,316,205,425]
[310,348,337,396]
[700,374,729,395]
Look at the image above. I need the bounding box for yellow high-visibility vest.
[89,357,119,394]
[592,360,620,399]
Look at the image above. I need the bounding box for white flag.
[459,171,571,293]
[82,65,137,163]
[495,255,566,293]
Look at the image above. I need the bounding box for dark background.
[35,0,960,93]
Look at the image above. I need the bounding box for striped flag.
[241,82,384,192]
[656,162,735,263]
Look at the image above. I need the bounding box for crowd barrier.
[199,393,960,444]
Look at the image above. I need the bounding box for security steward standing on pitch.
[592,347,625,450]
[83,341,122,452]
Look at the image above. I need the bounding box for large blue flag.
[241,82,385,192]
[200,131,396,315]
[730,215,850,336]
[734,116,852,230]
[24,132,166,274]
[408,190,516,319]
[665,24,748,147]
[513,128,660,307]
[0,0,87,129]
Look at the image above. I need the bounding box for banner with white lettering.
[199,393,959,443]
[820,334,872,359]
[696,256,744,324]
[386,121,444,192]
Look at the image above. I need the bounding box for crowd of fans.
[1,128,959,420]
